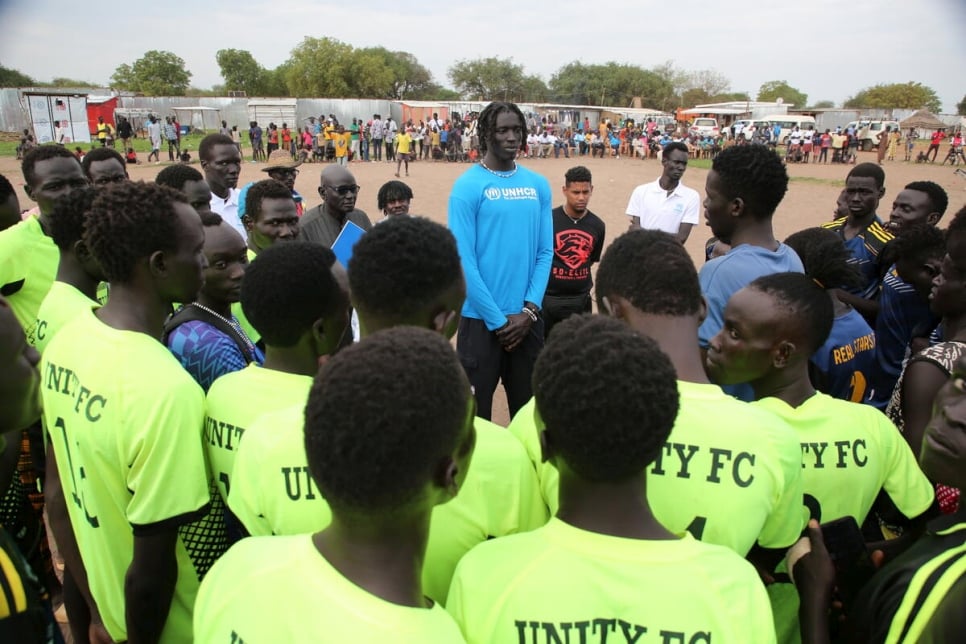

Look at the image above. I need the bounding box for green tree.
[111,51,191,95]
[448,57,547,102]
[46,77,97,88]
[757,80,808,108]
[351,48,437,99]
[216,49,266,95]
[959,94,966,116]
[812,100,835,109]
[550,61,674,109]
[284,37,354,97]
[713,91,750,103]
[844,82,941,113]
[0,64,34,86]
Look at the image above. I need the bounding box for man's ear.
[697,295,709,325]
[148,249,167,277]
[242,214,254,233]
[927,212,941,226]
[877,185,886,200]
[599,294,625,319]
[731,196,746,218]
[437,456,460,498]
[773,340,797,369]
[23,183,34,201]
[310,317,329,355]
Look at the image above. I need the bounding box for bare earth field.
[3,149,964,425]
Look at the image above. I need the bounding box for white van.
[760,114,817,144]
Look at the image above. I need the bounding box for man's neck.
[658,175,679,193]
[751,367,816,408]
[481,151,514,172]
[556,473,676,541]
[95,283,170,338]
[54,254,100,301]
[324,203,349,225]
[628,313,709,384]
[561,204,585,221]
[262,343,320,377]
[195,291,232,319]
[729,219,779,251]
[210,184,230,200]
[313,513,431,608]
[846,211,877,230]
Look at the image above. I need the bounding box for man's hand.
[495,313,533,352]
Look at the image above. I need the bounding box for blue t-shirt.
[811,307,876,403]
[866,265,938,409]
[166,318,264,392]
[821,216,893,300]
[698,242,804,347]
[448,164,553,330]
[699,242,804,402]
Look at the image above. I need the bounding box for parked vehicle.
[759,114,817,144]
[689,117,719,137]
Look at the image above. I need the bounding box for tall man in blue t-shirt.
[699,144,803,400]
[448,101,553,421]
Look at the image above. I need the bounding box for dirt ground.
[3,148,965,426]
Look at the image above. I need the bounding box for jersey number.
[849,371,867,403]
[55,417,99,528]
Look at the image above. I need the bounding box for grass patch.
[789,176,846,186]
[0,133,216,158]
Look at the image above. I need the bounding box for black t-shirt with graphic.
[546,206,605,297]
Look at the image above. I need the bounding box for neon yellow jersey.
[447,518,776,644]
[509,382,807,555]
[41,309,212,643]
[204,364,312,504]
[754,393,934,525]
[0,215,58,340]
[755,392,935,644]
[33,281,99,353]
[194,534,465,643]
[229,406,548,604]
[230,248,260,345]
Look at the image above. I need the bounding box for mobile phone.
[820,516,877,607]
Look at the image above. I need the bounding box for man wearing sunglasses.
[299,165,372,246]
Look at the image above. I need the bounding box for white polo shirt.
[209,188,245,240]
[625,178,701,235]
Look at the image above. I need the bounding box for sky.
[1,0,964,112]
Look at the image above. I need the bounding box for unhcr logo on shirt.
[484,186,539,201]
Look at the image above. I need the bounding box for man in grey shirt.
[300,165,372,246]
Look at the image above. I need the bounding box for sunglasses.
[325,184,360,195]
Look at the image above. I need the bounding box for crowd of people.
[0,99,964,643]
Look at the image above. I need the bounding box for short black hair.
[376,180,413,211]
[891,222,945,264]
[711,144,788,219]
[847,162,885,189]
[21,145,80,187]
[946,205,966,238]
[0,173,13,202]
[564,166,592,184]
[596,230,701,316]
[155,164,204,191]
[477,101,526,156]
[663,141,689,158]
[244,179,292,222]
[747,272,833,354]
[304,327,469,512]
[84,181,188,283]
[200,212,223,227]
[199,133,236,161]
[48,187,96,251]
[81,147,126,176]
[784,227,863,291]
[904,180,949,219]
[349,216,462,320]
[240,241,342,347]
[533,314,679,482]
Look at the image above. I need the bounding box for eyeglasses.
[325,184,360,195]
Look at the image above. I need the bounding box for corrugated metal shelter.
[23,91,91,144]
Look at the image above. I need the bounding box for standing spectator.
[333,125,349,167]
[299,165,372,246]
[542,166,605,338]
[348,118,360,161]
[116,116,132,151]
[231,125,242,155]
[266,123,279,156]
[395,127,413,177]
[626,141,700,243]
[904,128,917,161]
[926,128,946,163]
[200,133,245,240]
[877,126,892,165]
[248,121,264,161]
[95,116,108,146]
[447,101,553,420]
[818,129,832,164]
[370,114,384,162]
[163,116,180,162]
[146,115,162,163]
